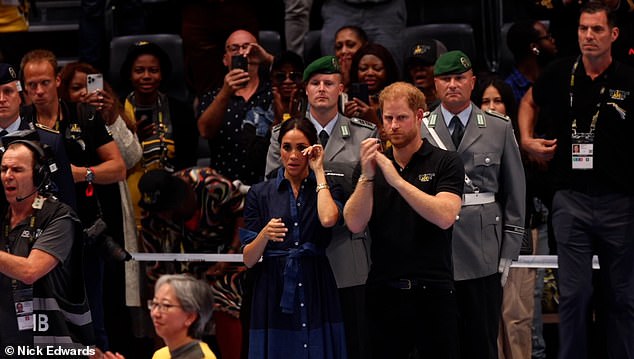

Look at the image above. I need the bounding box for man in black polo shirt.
[344,81,464,358]
[519,3,634,358]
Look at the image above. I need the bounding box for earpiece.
[532,47,541,56]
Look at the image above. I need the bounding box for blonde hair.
[21,49,58,75]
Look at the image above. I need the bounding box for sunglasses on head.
[272,71,302,83]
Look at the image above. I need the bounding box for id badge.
[13,288,34,331]
[571,132,594,170]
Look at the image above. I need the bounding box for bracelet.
[358,174,374,184]
[315,183,330,193]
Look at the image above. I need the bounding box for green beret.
[434,50,472,76]
[303,55,340,82]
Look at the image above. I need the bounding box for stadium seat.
[109,33,189,103]
[259,30,283,56]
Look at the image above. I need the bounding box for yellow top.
[152,341,217,359]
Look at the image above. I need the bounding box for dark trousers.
[455,274,502,359]
[552,190,634,359]
[367,283,458,359]
[339,285,370,359]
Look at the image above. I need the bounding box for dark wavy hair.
[349,43,399,95]
[58,61,135,131]
[278,117,318,145]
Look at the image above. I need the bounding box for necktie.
[450,116,464,148]
[319,130,329,148]
[0,130,8,137]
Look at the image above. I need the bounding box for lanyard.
[569,56,606,135]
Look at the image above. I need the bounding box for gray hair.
[155,274,214,339]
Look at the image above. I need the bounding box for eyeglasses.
[147,300,182,313]
[226,43,252,54]
[272,71,302,83]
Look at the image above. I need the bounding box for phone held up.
[349,82,370,104]
[231,55,248,72]
[86,73,104,94]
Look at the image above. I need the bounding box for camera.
[84,218,132,262]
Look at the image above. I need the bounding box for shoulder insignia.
[349,117,376,130]
[428,113,438,127]
[485,109,510,122]
[272,123,282,133]
[340,124,350,138]
[35,123,60,134]
[476,113,486,127]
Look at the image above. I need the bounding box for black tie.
[319,130,329,148]
[0,130,7,137]
[450,116,464,148]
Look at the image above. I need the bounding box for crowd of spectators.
[0,1,633,359]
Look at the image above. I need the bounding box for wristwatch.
[85,167,95,183]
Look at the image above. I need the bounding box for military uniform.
[422,105,525,280]
[422,49,525,359]
[422,104,525,358]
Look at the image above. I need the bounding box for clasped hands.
[359,138,400,186]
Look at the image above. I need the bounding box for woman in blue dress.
[241,118,347,359]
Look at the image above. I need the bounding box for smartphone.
[86,73,103,93]
[231,55,248,71]
[349,82,370,104]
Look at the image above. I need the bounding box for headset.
[1,139,54,201]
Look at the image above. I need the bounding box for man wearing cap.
[421,50,525,359]
[404,39,447,111]
[197,29,276,186]
[0,62,76,210]
[137,167,245,359]
[265,55,376,359]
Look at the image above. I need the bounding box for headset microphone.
[16,180,47,202]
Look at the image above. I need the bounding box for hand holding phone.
[231,55,249,72]
[87,73,104,94]
[349,82,369,104]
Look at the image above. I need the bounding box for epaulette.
[349,117,376,130]
[485,109,510,121]
[272,123,282,133]
[35,122,60,134]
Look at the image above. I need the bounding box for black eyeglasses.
[272,71,302,83]
[226,43,252,54]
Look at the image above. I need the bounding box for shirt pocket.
[472,152,501,189]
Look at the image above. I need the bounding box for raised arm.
[344,138,379,233]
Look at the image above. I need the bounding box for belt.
[462,192,495,206]
[386,279,428,290]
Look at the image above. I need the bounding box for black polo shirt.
[533,57,634,195]
[361,140,464,288]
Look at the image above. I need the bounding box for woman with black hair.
[241,118,347,358]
